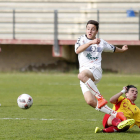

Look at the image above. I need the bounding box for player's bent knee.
[78,73,85,82]
[77,73,81,80]
[78,73,90,83]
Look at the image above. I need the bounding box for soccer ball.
[17,94,33,109]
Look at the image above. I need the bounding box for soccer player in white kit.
[75,20,128,121]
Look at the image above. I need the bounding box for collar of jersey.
[85,34,96,40]
[127,98,135,105]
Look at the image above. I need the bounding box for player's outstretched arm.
[115,45,128,53]
[110,87,127,104]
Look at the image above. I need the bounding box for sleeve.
[117,96,125,103]
[102,39,116,53]
[112,96,125,110]
[75,35,84,53]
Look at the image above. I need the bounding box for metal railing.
[139,10,140,40]
[0,8,140,54]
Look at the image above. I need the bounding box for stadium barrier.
[0,8,140,73]
[0,8,140,56]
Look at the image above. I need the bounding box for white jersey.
[75,34,116,69]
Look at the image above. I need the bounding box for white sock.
[96,104,117,117]
[85,78,102,99]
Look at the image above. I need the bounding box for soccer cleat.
[117,119,135,129]
[116,112,127,121]
[97,97,108,108]
[95,127,102,133]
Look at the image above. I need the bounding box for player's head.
[86,20,99,39]
[86,20,99,31]
[125,85,138,102]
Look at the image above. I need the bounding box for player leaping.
[75,20,128,121]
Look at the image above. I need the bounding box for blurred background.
[0,0,140,73]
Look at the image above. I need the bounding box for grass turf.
[0,73,140,140]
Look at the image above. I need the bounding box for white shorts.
[79,66,102,94]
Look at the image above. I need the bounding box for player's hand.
[122,45,128,52]
[92,38,100,44]
[121,86,127,93]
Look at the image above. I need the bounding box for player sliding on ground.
[75,20,129,121]
[95,85,139,133]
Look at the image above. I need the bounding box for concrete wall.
[0,44,59,71]
[102,45,140,74]
[0,44,139,73]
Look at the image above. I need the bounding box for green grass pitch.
[0,73,140,140]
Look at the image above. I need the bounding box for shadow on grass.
[124,130,140,134]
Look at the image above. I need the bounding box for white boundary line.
[43,83,139,86]
[47,83,79,85]
[0,118,97,121]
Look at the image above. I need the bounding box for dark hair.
[86,20,99,31]
[126,85,137,93]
